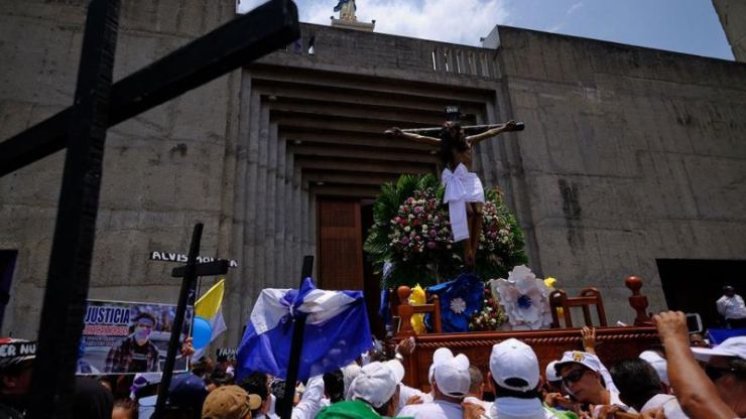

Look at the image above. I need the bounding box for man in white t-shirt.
[398,348,470,419]
[485,338,559,419]
[717,285,746,328]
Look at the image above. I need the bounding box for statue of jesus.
[386,120,520,267]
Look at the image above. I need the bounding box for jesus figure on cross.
[386,119,521,267]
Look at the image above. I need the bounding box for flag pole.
[277,255,314,419]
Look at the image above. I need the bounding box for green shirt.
[316,400,382,419]
[315,400,415,419]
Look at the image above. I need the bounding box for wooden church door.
[317,199,364,291]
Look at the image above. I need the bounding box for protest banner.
[77,299,193,375]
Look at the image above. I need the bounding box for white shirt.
[261,375,324,419]
[398,399,463,419]
[488,397,559,419]
[292,375,325,419]
[398,384,432,414]
[717,295,746,320]
[640,394,689,419]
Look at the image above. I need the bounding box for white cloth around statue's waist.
[441,163,485,242]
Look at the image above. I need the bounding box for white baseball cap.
[545,360,560,383]
[554,351,604,376]
[349,361,404,408]
[691,336,746,362]
[430,347,471,398]
[639,350,669,385]
[490,338,540,392]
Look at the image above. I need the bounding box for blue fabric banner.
[237,278,372,381]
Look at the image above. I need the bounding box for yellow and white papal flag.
[193,279,228,358]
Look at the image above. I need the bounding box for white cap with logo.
[554,351,604,375]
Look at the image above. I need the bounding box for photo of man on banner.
[105,311,160,373]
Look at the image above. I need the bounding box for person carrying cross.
[386,120,520,267]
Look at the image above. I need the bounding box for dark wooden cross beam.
[401,122,525,137]
[0,1,299,417]
[0,0,300,176]
[277,255,314,419]
[396,105,524,137]
[154,223,230,418]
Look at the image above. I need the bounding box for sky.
[238,0,734,61]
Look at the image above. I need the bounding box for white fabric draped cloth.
[441,163,485,242]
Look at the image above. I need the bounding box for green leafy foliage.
[364,174,528,289]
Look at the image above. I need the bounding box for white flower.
[450,297,466,314]
[494,265,552,330]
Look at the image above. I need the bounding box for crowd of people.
[0,310,745,418]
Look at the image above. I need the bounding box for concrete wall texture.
[1,1,745,345]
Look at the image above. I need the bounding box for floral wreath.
[364,174,527,288]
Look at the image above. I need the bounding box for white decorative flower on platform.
[450,297,466,314]
[494,265,552,330]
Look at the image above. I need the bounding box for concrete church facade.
[1,0,745,345]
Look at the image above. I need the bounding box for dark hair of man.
[439,123,468,168]
[209,369,234,387]
[191,356,212,377]
[323,370,345,404]
[491,376,541,400]
[610,359,661,411]
[133,312,156,325]
[239,372,269,401]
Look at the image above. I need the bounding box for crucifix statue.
[385,108,524,267]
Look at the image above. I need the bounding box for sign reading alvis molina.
[149,251,238,268]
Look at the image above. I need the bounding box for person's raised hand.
[653,311,689,346]
[396,336,416,356]
[581,326,597,353]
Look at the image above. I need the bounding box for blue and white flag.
[236,278,372,381]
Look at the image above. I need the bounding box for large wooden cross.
[399,106,525,137]
[154,223,230,417]
[0,1,299,416]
